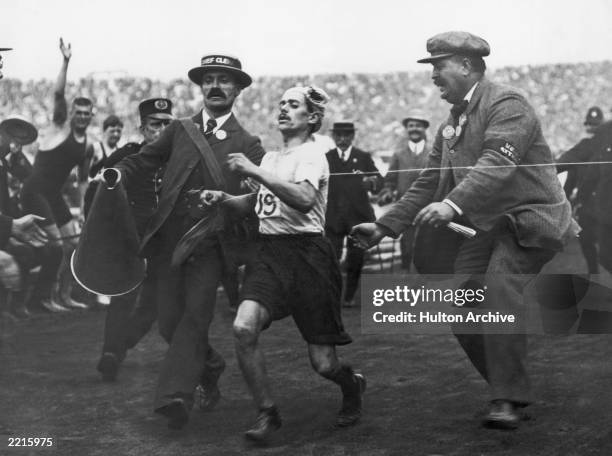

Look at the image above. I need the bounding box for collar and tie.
[204,118,217,137]
[450,100,469,126]
[341,149,350,162]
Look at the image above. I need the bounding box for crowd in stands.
[2,61,612,156]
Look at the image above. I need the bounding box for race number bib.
[255,187,281,218]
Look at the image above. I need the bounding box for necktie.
[204,118,217,137]
[450,100,469,126]
[342,150,349,162]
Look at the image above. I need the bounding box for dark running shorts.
[240,234,352,346]
[21,188,72,227]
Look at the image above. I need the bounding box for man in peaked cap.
[556,106,605,274]
[352,31,578,429]
[93,98,173,382]
[379,110,432,270]
[114,54,264,429]
[325,122,382,307]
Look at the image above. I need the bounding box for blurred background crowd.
[2,61,611,156]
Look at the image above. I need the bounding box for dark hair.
[102,114,123,130]
[72,97,93,108]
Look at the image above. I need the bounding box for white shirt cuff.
[443,199,463,215]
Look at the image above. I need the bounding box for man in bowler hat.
[325,122,382,307]
[115,54,265,429]
[352,31,578,429]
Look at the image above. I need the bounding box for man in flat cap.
[378,110,431,270]
[94,98,173,382]
[114,54,265,429]
[352,31,578,429]
[556,106,605,274]
[325,122,382,307]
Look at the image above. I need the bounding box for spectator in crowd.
[89,114,124,178]
[325,121,382,307]
[378,110,432,270]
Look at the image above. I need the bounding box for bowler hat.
[417,31,490,64]
[331,122,355,132]
[188,54,252,88]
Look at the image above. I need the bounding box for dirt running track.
[1,239,611,456]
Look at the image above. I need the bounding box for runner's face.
[140,117,171,144]
[278,89,314,135]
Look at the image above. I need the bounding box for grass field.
[1,239,611,456]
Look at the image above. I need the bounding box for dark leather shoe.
[482,400,520,430]
[244,406,282,442]
[157,398,190,430]
[97,352,120,382]
[336,373,366,427]
[195,383,221,411]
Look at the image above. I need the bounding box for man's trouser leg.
[154,246,224,410]
[399,226,416,270]
[344,236,365,302]
[102,289,139,359]
[123,271,159,350]
[452,231,554,404]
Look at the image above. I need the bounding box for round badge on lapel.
[215,129,227,140]
[442,125,455,140]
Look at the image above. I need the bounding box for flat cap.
[417,31,490,64]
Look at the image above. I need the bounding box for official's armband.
[483,139,520,165]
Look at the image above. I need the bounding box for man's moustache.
[207,89,226,99]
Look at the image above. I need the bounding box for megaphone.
[71,168,146,296]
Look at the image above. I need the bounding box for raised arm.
[52,38,72,126]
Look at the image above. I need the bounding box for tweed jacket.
[378,77,578,251]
